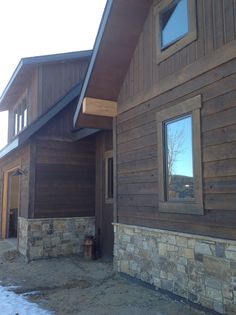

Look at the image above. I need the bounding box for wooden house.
[73,1,236,314]
[0,51,104,259]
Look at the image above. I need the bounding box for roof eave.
[73,0,114,127]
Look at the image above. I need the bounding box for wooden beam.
[83,97,117,117]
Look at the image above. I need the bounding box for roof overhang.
[73,0,153,127]
[0,50,92,111]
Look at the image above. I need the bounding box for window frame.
[156,95,203,215]
[105,150,114,204]
[155,0,197,64]
[13,93,28,137]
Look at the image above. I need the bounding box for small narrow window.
[105,151,113,203]
[23,104,27,129]
[18,113,22,132]
[14,112,18,136]
[13,95,28,136]
[156,95,203,215]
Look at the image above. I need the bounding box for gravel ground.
[0,240,210,315]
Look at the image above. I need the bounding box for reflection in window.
[14,112,18,136]
[23,108,27,128]
[165,115,194,201]
[161,0,189,49]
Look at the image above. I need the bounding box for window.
[14,97,28,136]
[105,150,113,203]
[155,0,197,63]
[156,95,203,214]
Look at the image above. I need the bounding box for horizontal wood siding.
[118,0,236,111]
[33,101,95,219]
[116,58,236,240]
[34,138,95,218]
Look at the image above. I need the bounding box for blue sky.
[166,115,193,177]
[0,0,107,149]
[162,0,188,48]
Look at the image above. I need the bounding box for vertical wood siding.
[118,0,236,108]
[38,60,89,116]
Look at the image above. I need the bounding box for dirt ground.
[0,240,210,315]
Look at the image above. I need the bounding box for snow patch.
[0,286,52,315]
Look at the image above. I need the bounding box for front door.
[95,131,114,258]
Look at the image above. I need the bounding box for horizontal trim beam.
[83,97,117,117]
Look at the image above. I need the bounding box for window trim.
[105,150,113,204]
[156,95,203,215]
[155,0,197,64]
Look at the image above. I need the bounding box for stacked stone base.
[114,223,236,315]
[18,216,95,260]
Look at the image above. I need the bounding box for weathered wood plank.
[118,157,157,175]
[204,176,236,194]
[117,145,157,164]
[117,132,157,154]
[202,124,236,147]
[203,142,236,162]
[118,169,158,185]
[204,159,236,178]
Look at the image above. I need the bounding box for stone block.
[204,256,230,281]
[159,243,168,256]
[176,236,188,247]
[215,243,225,258]
[213,301,224,314]
[205,277,222,290]
[187,238,196,248]
[226,250,236,261]
[206,287,222,302]
[195,242,212,256]
[222,284,233,300]
[184,248,194,259]
[178,256,188,266]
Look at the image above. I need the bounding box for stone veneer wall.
[18,216,95,260]
[114,223,236,315]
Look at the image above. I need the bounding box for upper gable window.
[155,0,197,63]
[14,97,28,136]
[161,0,188,49]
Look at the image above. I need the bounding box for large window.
[14,97,28,136]
[155,0,197,63]
[156,95,203,214]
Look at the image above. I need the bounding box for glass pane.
[107,157,113,199]
[19,114,22,132]
[161,0,189,48]
[23,108,27,128]
[14,112,18,135]
[165,115,194,200]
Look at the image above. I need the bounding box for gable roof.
[0,81,83,159]
[0,50,91,111]
[73,0,153,127]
